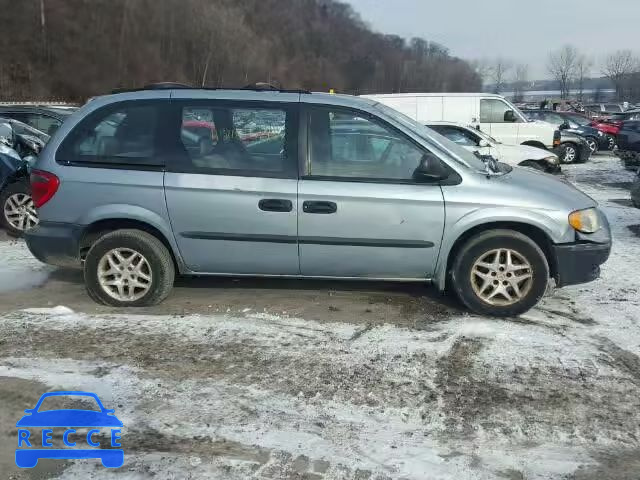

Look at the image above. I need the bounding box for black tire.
[518,160,545,171]
[450,229,549,317]
[560,143,578,164]
[0,181,37,237]
[585,137,598,155]
[84,229,175,307]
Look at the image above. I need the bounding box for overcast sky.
[345,0,640,80]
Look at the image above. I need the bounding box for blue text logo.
[15,391,123,468]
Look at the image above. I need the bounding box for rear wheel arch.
[79,219,182,272]
[442,221,556,290]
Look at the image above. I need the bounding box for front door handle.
[303,201,337,214]
[259,199,293,212]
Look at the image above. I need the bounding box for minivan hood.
[487,165,596,212]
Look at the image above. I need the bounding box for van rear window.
[56,101,163,169]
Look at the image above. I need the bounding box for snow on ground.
[0,155,638,479]
[0,236,51,293]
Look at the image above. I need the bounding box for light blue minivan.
[25,84,611,316]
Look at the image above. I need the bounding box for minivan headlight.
[569,208,601,233]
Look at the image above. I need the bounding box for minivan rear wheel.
[451,229,549,317]
[84,229,175,307]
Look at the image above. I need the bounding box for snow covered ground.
[0,237,51,294]
[0,155,638,479]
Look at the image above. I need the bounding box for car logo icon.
[16,391,124,468]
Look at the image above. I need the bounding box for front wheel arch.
[443,221,556,290]
[521,140,547,150]
[450,229,550,316]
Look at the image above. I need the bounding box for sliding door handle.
[303,201,337,214]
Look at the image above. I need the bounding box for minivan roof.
[94,88,381,111]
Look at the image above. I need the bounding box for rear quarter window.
[56,101,164,169]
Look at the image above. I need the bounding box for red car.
[589,109,640,150]
[590,120,619,150]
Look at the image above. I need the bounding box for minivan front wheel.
[451,230,549,317]
[84,229,175,307]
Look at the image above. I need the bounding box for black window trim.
[55,99,167,170]
[300,104,451,185]
[165,99,300,180]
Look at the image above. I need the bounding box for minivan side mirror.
[503,110,517,122]
[558,121,570,130]
[413,153,449,182]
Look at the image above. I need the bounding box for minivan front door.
[298,107,445,279]
[163,100,300,275]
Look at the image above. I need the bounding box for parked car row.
[523,110,608,155]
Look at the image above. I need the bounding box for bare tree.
[575,55,592,102]
[470,59,492,86]
[548,45,578,99]
[489,58,512,93]
[512,64,528,102]
[0,0,482,101]
[602,50,639,100]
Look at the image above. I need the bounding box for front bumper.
[552,241,611,287]
[24,221,82,269]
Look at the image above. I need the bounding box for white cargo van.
[361,93,559,150]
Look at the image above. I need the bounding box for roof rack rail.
[111,82,192,94]
[144,82,192,90]
[110,82,310,95]
[241,82,310,94]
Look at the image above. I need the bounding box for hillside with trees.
[0,0,481,101]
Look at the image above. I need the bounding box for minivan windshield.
[373,103,488,172]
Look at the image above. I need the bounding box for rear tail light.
[30,169,60,208]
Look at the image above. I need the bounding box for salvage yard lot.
[0,154,639,479]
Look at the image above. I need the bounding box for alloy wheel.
[3,193,38,232]
[470,248,534,306]
[97,248,153,302]
[563,146,577,163]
